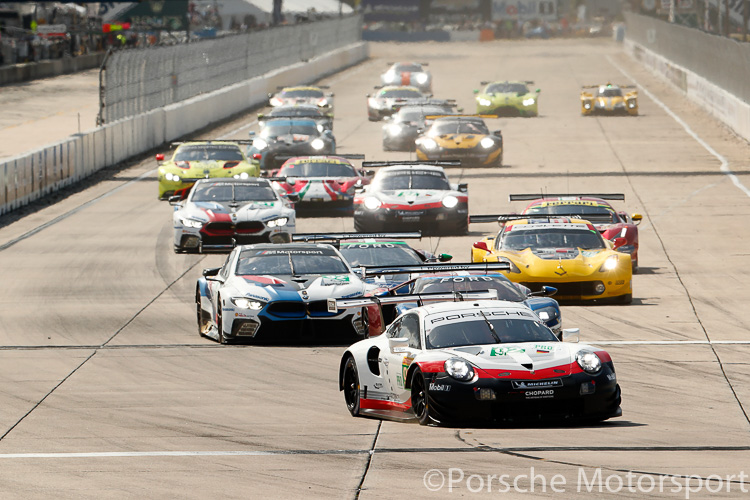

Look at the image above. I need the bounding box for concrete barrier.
[624,39,750,143]
[0,41,369,216]
[0,53,107,86]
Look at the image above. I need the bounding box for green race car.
[474,80,540,117]
[156,141,261,199]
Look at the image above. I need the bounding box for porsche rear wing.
[509,193,625,201]
[359,262,510,278]
[327,289,499,313]
[292,231,422,243]
[361,160,461,168]
[469,214,604,224]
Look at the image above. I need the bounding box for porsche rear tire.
[342,356,361,417]
[411,368,441,426]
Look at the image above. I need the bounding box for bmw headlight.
[231,297,266,310]
[444,358,475,381]
[599,255,619,272]
[389,124,403,136]
[478,98,492,106]
[522,98,535,106]
[181,218,204,229]
[576,350,602,374]
[415,72,428,84]
[254,138,268,150]
[442,195,459,208]
[267,217,289,227]
[480,137,495,149]
[420,138,438,150]
[233,172,250,179]
[363,197,382,210]
[311,138,326,150]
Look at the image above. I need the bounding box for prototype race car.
[268,86,334,113]
[380,62,432,93]
[258,105,333,131]
[415,115,503,167]
[170,178,296,253]
[382,102,459,152]
[511,193,643,272]
[271,155,371,213]
[196,243,372,343]
[580,83,638,116]
[247,119,336,170]
[337,296,622,425]
[366,86,427,121]
[156,141,260,199]
[470,215,633,303]
[353,162,469,235]
[474,80,540,117]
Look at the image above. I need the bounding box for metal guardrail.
[101,15,363,123]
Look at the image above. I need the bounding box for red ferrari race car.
[510,193,643,272]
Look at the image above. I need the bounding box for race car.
[393,271,562,335]
[268,86,334,113]
[470,215,633,303]
[580,83,638,116]
[510,193,643,272]
[337,295,622,425]
[258,105,333,131]
[271,155,371,214]
[366,85,427,121]
[382,101,460,152]
[353,161,469,235]
[415,115,503,167]
[196,243,372,343]
[380,62,432,93]
[247,118,336,170]
[169,178,296,253]
[473,80,540,117]
[156,140,260,199]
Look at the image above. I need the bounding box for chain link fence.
[624,12,750,103]
[102,14,362,123]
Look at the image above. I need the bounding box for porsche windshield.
[281,89,324,98]
[502,228,606,250]
[261,121,319,138]
[236,249,350,275]
[191,183,277,202]
[380,89,423,98]
[279,162,356,177]
[373,171,450,190]
[525,204,618,223]
[430,120,489,135]
[174,145,244,162]
[486,83,529,94]
[426,316,557,349]
[340,243,423,267]
[414,276,525,302]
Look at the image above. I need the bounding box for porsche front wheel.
[342,356,361,417]
[411,369,441,426]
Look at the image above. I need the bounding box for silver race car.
[170,178,296,253]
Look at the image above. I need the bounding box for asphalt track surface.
[1,40,750,499]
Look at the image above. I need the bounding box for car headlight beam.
[522,98,535,106]
[599,255,619,272]
[267,217,289,227]
[480,137,495,149]
[253,138,268,150]
[231,297,266,310]
[311,138,326,150]
[444,358,475,381]
[415,73,428,84]
[576,350,602,374]
[442,195,459,208]
[181,218,204,229]
[363,197,382,210]
[478,98,492,106]
[420,138,438,150]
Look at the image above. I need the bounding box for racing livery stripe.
[359,398,411,412]
[594,350,612,363]
[239,275,288,284]
[417,361,445,373]
[477,363,584,380]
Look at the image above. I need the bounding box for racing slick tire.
[342,356,361,417]
[216,297,231,345]
[353,218,373,233]
[196,293,210,337]
[617,293,633,305]
[411,368,442,426]
[454,218,469,236]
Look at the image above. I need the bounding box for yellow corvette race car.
[470,215,632,303]
[156,141,260,199]
[580,83,638,116]
[415,115,503,167]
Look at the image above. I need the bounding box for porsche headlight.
[576,350,602,374]
[368,98,381,109]
[253,138,268,150]
[478,97,492,106]
[317,98,328,108]
[522,98,535,106]
[233,172,250,179]
[267,217,289,227]
[232,297,266,310]
[599,255,619,272]
[480,137,495,149]
[363,197,382,210]
[269,97,283,107]
[415,72,428,84]
[388,124,403,136]
[383,71,397,83]
[442,195,459,208]
[420,138,438,150]
[181,218,204,229]
[311,138,326,150]
[444,358,475,381]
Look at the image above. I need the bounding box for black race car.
[247,118,336,170]
[382,102,459,152]
[258,105,333,131]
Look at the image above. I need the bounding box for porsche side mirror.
[202,267,221,277]
[168,195,182,206]
[388,336,410,352]
[155,153,165,161]
[562,328,580,343]
[473,241,490,252]
[326,92,334,97]
[632,213,643,224]
[612,237,627,249]
[365,169,375,176]
[458,183,468,193]
[493,130,503,137]
[286,193,300,203]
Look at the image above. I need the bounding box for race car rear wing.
[170,140,254,147]
[359,262,510,278]
[276,85,329,90]
[273,154,366,163]
[479,80,534,85]
[424,114,499,120]
[292,232,422,243]
[469,214,606,224]
[361,160,461,168]
[509,193,625,201]
[327,289,499,313]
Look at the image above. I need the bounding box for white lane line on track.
[220,119,258,138]
[593,340,750,345]
[0,450,370,459]
[608,56,750,198]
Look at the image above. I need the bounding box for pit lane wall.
[623,12,750,142]
[0,41,368,216]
